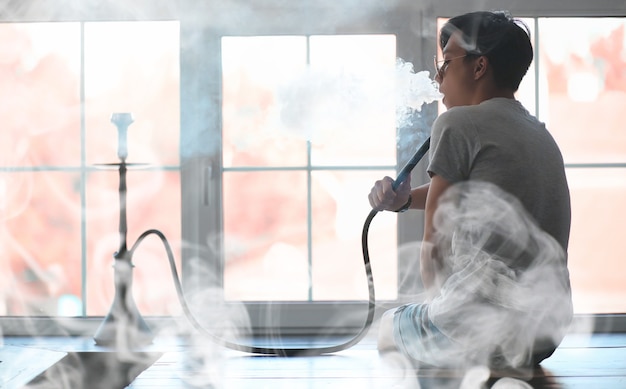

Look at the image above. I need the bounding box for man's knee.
[377,308,399,352]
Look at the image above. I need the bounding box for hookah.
[93,113,153,348]
[93,112,430,355]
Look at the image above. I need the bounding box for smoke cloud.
[276,58,441,143]
[410,181,572,372]
[0,3,593,389]
[380,181,575,387]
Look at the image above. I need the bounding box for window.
[0,20,181,318]
[220,35,400,302]
[537,17,626,314]
[2,1,625,336]
[181,17,422,331]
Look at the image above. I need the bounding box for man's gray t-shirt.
[427,97,571,253]
[418,97,573,365]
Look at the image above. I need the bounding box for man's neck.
[472,83,516,105]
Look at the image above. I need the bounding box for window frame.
[1,0,625,336]
[178,1,435,335]
[181,0,626,335]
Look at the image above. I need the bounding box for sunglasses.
[434,54,468,78]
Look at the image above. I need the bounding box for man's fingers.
[369,176,397,210]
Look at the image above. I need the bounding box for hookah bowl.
[93,113,154,349]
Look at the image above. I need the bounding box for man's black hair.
[440,11,533,91]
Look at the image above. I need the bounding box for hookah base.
[94,311,154,349]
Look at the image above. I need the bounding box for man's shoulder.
[435,106,466,123]
[437,101,492,119]
[435,99,523,128]
[433,105,482,131]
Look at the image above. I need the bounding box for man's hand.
[368,175,412,212]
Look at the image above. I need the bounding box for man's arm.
[409,183,429,210]
[420,174,452,291]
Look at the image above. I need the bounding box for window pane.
[86,170,181,316]
[1,172,82,316]
[539,18,626,163]
[311,170,398,301]
[0,20,181,319]
[308,35,397,166]
[84,21,180,166]
[223,171,309,301]
[566,168,626,314]
[0,23,81,166]
[221,35,399,303]
[222,36,309,168]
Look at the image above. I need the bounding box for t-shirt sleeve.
[427,110,480,183]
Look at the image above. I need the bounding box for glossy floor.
[3,333,625,388]
[130,334,626,388]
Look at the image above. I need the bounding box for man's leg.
[377,308,400,353]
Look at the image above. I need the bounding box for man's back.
[428,97,571,253]
[426,97,573,367]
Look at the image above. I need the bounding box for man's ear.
[474,56,489,80]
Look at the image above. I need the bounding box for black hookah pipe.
[95,112,430,356]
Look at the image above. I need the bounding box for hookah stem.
[117,160,129,259]
[115,159,132,314]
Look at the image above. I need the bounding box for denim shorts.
[392,303,457,367]
[392,303,559,368]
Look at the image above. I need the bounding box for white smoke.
[276,58,442,143]
[394,58,443,123]
[0,3,595,388]
[427,181,572,369]
[380,181,574,387]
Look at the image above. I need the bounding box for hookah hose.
[131,138,430,356]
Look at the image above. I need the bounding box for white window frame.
[181,0,626,335]
[1,0,624,336]
[178,2,433,335]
